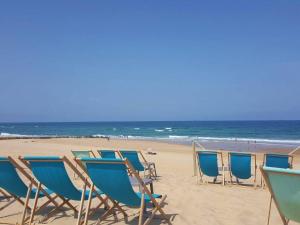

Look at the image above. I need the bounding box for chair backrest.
[119,150,144,172]
[196,151,219,177]
[82,158,141,207]
[265,154,291,169]
[0,157,32,198]
[23,156,83,201]
[229,153,252,179]
[98,150,116,159]
[71,150,94,158]
[262,166,300,223]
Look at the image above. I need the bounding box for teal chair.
[228,152,257,186]
[119,150,157,178]
[196,151,225,185]
[0,157,55,225]
[20,156,108,225]
[71,150,96,159]
[80,158,170,225]
[97,150,117,159]
[71,150,96,178]
[261,153,294,187]
[261,166,300,225]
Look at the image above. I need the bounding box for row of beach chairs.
[0,150,168,225]
[196,150,300,225]
[71,149,158,179]
[196,150,294,186]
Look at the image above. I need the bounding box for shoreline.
[0,136,299,154]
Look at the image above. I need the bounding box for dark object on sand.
[147,152,157,155]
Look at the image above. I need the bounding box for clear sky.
[1,1,300,122]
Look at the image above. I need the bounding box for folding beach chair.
[71,150,96,159]
[261,166,300,225]
[261,153,293,186]
[97,149,117,159]
[71,150,96,178]
[0,156,57,225]
[118,150,157,179]
[196,151,225,185]
[228,152,257,186]
[80,158,170,225]
[19,156,109,225]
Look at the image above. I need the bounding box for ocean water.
[1,121,300,147]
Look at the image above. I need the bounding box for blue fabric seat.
[196,151,225,185]
[119,150,145,172]
[265,154,291,169]
[0,157,53,199]
[80,158,169,225]
[229,153,256,185]
[23,156,101,201]
[98,150,117,159]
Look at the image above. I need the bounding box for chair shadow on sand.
[85,206,177,225]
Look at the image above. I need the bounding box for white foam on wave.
[0,132,28,137]
[155,129,164,132]
[169,135,189,139]
[165,127,172,130]
[195,136,300,145]
[134,128,140,130]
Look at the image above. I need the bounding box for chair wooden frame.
[73,157,128,225]
[117,150,157,179]
[196,150,225,186]
[228,152,257,187]
[260,166,299,225]
[71,150,96,158]
[0,156,60,225]
[19,156,109,225]
[260,153,294,187]
[79,158,171,225]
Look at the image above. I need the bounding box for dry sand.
[0,138,299,225]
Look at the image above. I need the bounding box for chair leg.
[39,198,72,223]
[138,193,145,225]
[98,200,127,222]
[153,164,157,177]
[267,196,272,225]
[83,184,94,225]
[21,183,32,225]
[29,182,41,224]
[143,195,170,225]
[77,182,87,225]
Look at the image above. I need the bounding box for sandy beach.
[0,138,299,225]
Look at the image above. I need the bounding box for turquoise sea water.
[1,121,300,146]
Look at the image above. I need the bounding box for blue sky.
[0,1,300,122]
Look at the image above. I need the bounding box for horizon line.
[1,119,300,124]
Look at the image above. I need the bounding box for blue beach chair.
[97,149,117,159]
[0,156,55,225]
[261,166,300,225]
[80,158,170,225]
[196,151,225,185]
[228,152,257,186]
[71,150,96,159]
[261,153,293,187]
[71,150,96,178]
[20,156,108,225]
[118,150,157,178]
[264,153,293,169]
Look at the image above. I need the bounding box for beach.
[0,138,298,225]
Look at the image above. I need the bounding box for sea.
[1,121,300,151]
